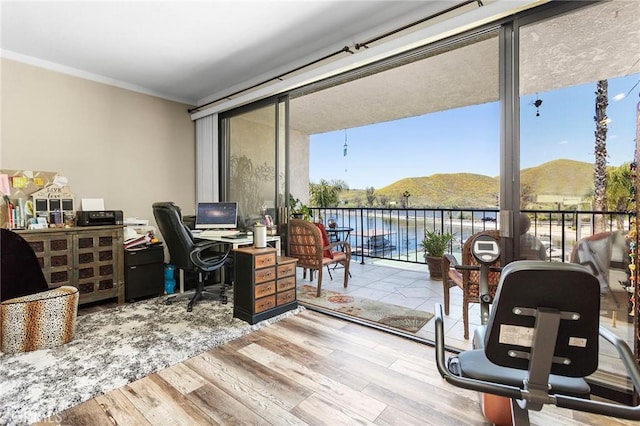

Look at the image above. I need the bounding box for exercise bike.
[448,234,511,424]
[435,234,640,425]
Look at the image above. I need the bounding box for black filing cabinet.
[124,244,164,301]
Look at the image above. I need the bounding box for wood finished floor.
[41,310,636,426]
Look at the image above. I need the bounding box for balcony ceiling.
[1,1,638,136]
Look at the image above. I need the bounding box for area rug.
[298,285,433,333]
[0,295,303,425]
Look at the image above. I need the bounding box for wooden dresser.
[17,225,125,305]
[233,246,297,324]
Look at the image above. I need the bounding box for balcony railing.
[311,207,633,264]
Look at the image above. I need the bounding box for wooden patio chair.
[441,230,501,339]
[288,219,351,297]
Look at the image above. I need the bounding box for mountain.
[520,159,593,196]
[377,173,498,207]
[340,159,595,208]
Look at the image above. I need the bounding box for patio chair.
[569,231,617,295]
[442,230,501,339]
[288,219,351,297]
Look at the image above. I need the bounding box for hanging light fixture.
[343,129,349,174]
[531,96,543,117]
[343,129,348,157]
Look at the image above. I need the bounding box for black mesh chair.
[152,202,231,312]
[435,260,640,424]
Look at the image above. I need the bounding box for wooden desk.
[199,234,281,255]
[182,234,281,293]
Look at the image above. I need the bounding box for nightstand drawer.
[277,262,296,277]
[277,289,295,306]
[277,276,296,292]
[255,267,276,284]
[255,296,276,313]
[254,253,276,269]
[125,245,164,267]
[255,281,276,298]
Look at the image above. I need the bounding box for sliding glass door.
[219,97,288,231]
[518,1,640,399]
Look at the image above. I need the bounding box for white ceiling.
[2,1,638,136]
[0,0,476,105]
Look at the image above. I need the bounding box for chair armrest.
[190,242,231,271]
[442,253,459,270]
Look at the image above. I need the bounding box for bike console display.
[471,235,500,264]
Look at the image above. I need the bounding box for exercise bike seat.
[453,349,591,397]
[434,260,640,424]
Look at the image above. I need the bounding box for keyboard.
[199,229,240,238]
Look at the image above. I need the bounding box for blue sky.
[310,74,639,190]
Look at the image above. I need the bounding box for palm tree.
[593,79,608,233]
[365,187,376,207]
[606,163,633,230]
[309,179,348,207]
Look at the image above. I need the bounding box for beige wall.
[289,128,309,204]
[0,58,196,226]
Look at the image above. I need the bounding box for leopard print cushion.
[0,286,79,354]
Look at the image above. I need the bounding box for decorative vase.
[425,255,444,281]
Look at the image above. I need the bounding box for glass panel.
[227,104,277,230]
[519,1,639,395]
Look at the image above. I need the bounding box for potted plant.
[289,195,311,221]
[421,230,454,280]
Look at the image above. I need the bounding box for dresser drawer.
[254,252,276,269]
[277,262,296,277]
[277,276,296,292]
[255,281,276,298]
[277,289,296,306]
[255,266,276,284]
[255,295,276,313]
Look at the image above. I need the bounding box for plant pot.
[425,255,444,281]
[292,213,304,219]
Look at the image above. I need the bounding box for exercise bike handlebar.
[434,303,640,420]
[553,327,640,419]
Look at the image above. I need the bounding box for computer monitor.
[195,202,238,230]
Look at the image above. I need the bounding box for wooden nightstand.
[233,247,297,324]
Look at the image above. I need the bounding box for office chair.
[152,202,232,312]
[435,261,640,424]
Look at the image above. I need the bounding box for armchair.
[152,202,231,312]
[288,219,351,297]
[1,229,79,354]
[442,230,501,339]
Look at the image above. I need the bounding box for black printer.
[76,210,123,226]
